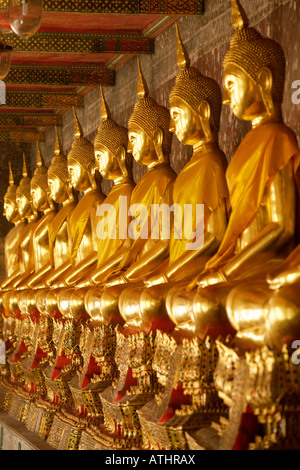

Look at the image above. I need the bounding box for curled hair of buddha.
[95,87,133,174]
[67,108,95,171]
[4,162,18,202]
[129,58,172,156]
[31,143,49,194]
[223,0,286,103]
[16,153,31,201]
[48,126,69,183]
[170,23,222,132]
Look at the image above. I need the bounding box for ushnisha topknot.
[170,23,222,132]
[223,0,286,104]
[48,126,68,183]
[128,57,172,156]
[31,143,49,194]
[94,86,129,157]
[4,162,18,202]
[16,153,31,201]
[67,107,95,170]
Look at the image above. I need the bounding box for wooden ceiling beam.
[3,90,83,109]
[0,130,44,143]
[6,64,115,87]
[0,0,204,15]
[0,112,62,128]
[7,31,154,55]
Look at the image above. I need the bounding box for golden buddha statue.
[14,144,58,291]
[1,155,39,291]
[68,88,135,405]
[27,127,78,378]
[94,59,177,445]
[167,0,300,343]
[119,23,229,334]
[125,24,229,449]
[0,156,38,388]
[10,144,58,400]
[49,108,105,385]
[170,0,300,451]
[1,162,27,290]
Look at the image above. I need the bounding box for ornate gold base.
[100,385,155,448]
[47,412,86,450]
[38,409,56,440]
[138,398,225,450]
[24,402,44,434]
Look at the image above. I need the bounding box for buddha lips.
[96,195,205,251]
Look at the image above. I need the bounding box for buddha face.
[95,143,120,180]
[169,96,204,146]
[128,124,157,166]
[16,193,31,220]
[3,198,18,223]
[48,175,68,204]
[68,158,91,192]
[31,183,48,211]
[223,64,266,121]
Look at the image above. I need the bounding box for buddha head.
[31,143,54,212]
[169,23,222,147]
[128,58,172,167]
[68,108,101,192]
[94,87,132,182]
[16,154,36,222]
[3,163,19,224]
[223,0,285,123]
[48,127,77,205]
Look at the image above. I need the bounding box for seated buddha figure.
[25,128,78,381]
[67,87,135,405]
[167,0,300,346]
[12,145,58,370]
[2,154,39,292]
[85,67,178,444]
[48,108,105,383]
[0,162,27,291]
[13,144,58,291]
[0,156,38,385]
[118,24,230,446]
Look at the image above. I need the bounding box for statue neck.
[251,104,282,129]
[193,135,219,154]
[114,174,132,186]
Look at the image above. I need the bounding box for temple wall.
[0,0,299,279]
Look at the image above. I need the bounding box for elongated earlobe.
[257,67,275,116]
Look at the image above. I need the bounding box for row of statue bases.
[0,1,300,451]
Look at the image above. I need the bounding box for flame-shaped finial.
[36,141,44,168]
[54,126,63,156]
[175,22,190,70]
[137,57,149,99]
[100,86,111,121]
[8,161,14,185]
[73,107,84,139]
[22,153,28,178]
[231,0,249,31]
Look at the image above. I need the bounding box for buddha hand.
[144,273,168,287]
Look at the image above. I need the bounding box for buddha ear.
[87,161,98,189]
[152,127,163,148]
[116,146,128,176]
[256,66,274,116]
[256,66,273,94]
[152,127,165,163]
[198,100,211,123]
